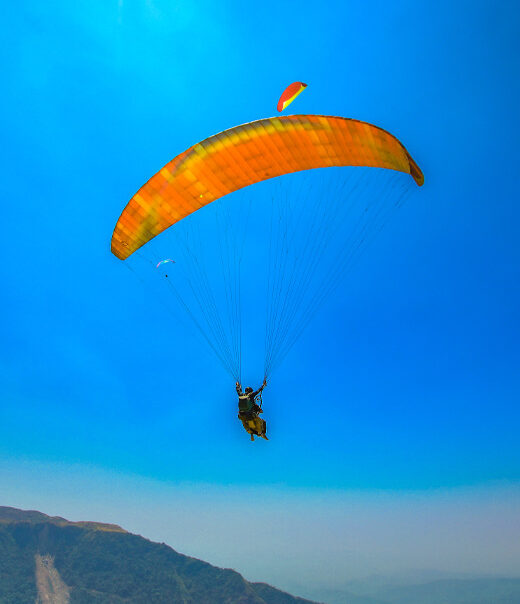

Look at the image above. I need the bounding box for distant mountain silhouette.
[0,506,319,603]
[303,574,520,604]
[373,578,520,604]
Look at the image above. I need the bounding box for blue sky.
[1,0,519,590]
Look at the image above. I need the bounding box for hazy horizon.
[2,460,519,596]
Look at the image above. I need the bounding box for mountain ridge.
[0,505,320,603]
[3,506,519,604]
[0,505,126,533]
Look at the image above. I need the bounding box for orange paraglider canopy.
[111,115,424,261]
[277,82,307,111]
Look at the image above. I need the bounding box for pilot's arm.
[252,379,267,398]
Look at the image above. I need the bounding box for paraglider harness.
[238,391,262,420]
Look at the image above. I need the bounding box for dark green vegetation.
[0,506,317,603]
[0,524,38,604]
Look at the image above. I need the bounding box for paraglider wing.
[277,82,308,112]
[111,115,424,261]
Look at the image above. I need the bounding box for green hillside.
[0,506,318,604]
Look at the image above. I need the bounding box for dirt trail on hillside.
[35,554,70,604]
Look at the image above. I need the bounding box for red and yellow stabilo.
[277,82,307,112]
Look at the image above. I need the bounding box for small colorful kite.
[156,259,175,269]
[277,82,307,112]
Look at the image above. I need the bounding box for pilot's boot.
[250,434,255,441]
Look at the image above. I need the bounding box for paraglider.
[277,82,307,112]
[112,113,423,440]
[156,259,175,269]
[236,380,268,441]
